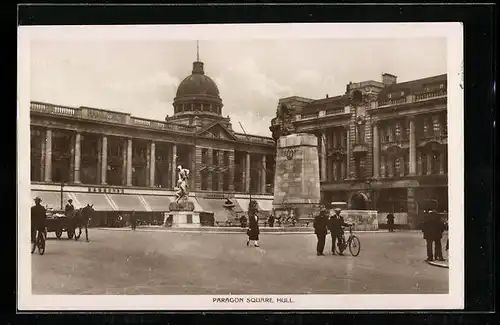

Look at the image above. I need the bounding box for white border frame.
[17,23,464,311]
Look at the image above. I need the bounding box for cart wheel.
[67,230,74,239]
[55,229,62,239]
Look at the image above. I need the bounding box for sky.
[30,38,446,137]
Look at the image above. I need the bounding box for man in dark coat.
[386,212,395,232]
[313,206,329,256]
[328,208,350,255]
[130,210,137,231]
[65,199,75,217]
[246,200,260,247]
[31,197,47,246]
[422,210,446,261]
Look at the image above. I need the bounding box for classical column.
[40,132,46,181]
[439,151,446,174]
[380,154,386,178]
[320,131,327,182]
[340,159,345,180]
[101,135,108,185]
[194,147,202,191]
[407,187,417,229]
[97,137,102,183]
[171,143,177,188]
[149,141,156,187]
[245,152,251,193]
[373,122,380,179]
[122,139,127,185]
[228,151,235,192]
[126,139,133,186]
[44,128,52,182]
[145,144,151,187]
[69,135,75,182]
[189,146,195,188]
[345,127,351,178]
[409,117,417,175]
[206,148,213,191]
[261,155,266,193]
[426,152,433,175]
[74,132,81,183]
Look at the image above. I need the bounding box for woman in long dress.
[246,200,260,247]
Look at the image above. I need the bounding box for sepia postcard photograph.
[17,23,464,311]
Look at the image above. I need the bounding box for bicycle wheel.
[349,235,361,257]
[37,234,45,255]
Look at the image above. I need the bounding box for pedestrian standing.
[130,211,137,231]
[422,210,445,261]
[267,212,275,228]
[313,206,329,256]
[328,207,350,255]
[246,200,260,247]
[387,212,395,232]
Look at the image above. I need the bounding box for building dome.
[175,61,220,98]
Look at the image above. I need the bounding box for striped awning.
[141,195,172,212]
[72,193,114,211]
[31,191,72,210]
[256,199,273,212]
[235,198,251,212]
[196,198,236,223]
[107,194,148,212]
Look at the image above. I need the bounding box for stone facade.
[270,73,449,229]
[273,133,320,208]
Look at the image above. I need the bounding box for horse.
[71,204,94,242]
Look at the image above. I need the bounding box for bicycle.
[335,224,361,257]
[31,228,46,255]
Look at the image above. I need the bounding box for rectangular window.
[355,159,362,179]
[432,117,440,137]
[395,123,401,141]
[201,149,208,164]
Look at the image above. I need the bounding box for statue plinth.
[164,197,199,228]
[273,133,321,218]
[168,197,195,211]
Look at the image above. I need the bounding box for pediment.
[198,122,237,140]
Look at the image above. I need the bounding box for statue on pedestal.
[170,165,195,211]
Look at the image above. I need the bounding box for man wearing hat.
[31,197,47,248]
[313,205,329,256]
[65,199,75,218]
[328,207,350,255]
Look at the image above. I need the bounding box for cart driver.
[65,199,75,218]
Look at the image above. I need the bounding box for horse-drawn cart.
[46,210,75,239]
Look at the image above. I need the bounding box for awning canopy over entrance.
[108,194,148,212]
[31,191,72,210]
[256,199,273,212]
[196,198,236,223]
[72,193,114,211]
[141,195,172,212]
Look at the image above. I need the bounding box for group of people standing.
[422,209,447,262]
[313,206,351,256]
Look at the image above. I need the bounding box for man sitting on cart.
[65,199,75,218]
[31,197,47,247]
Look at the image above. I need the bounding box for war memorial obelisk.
[271,103,321,218]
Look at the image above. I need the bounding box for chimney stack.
[382,73,397,86]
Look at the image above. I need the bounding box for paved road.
[31,229,448,295]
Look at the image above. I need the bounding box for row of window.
[174,103,222,115]
[386,83,445,99]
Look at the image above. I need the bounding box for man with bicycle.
[31,197,47,252]
[328,207,350,255]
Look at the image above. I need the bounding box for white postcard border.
[17,22,464,311]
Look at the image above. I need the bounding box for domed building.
[166,58,233,131]
[28,45,276,228]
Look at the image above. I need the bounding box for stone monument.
[272,103,321,219]
[164,165,200,227]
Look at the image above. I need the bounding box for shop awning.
[196,198,236,223]
[235,198,251,212]
[72,193,115,211]
[141,195,172,212]
[256,199,274,212]
[31,191,73,210]
[107,194,148,212]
